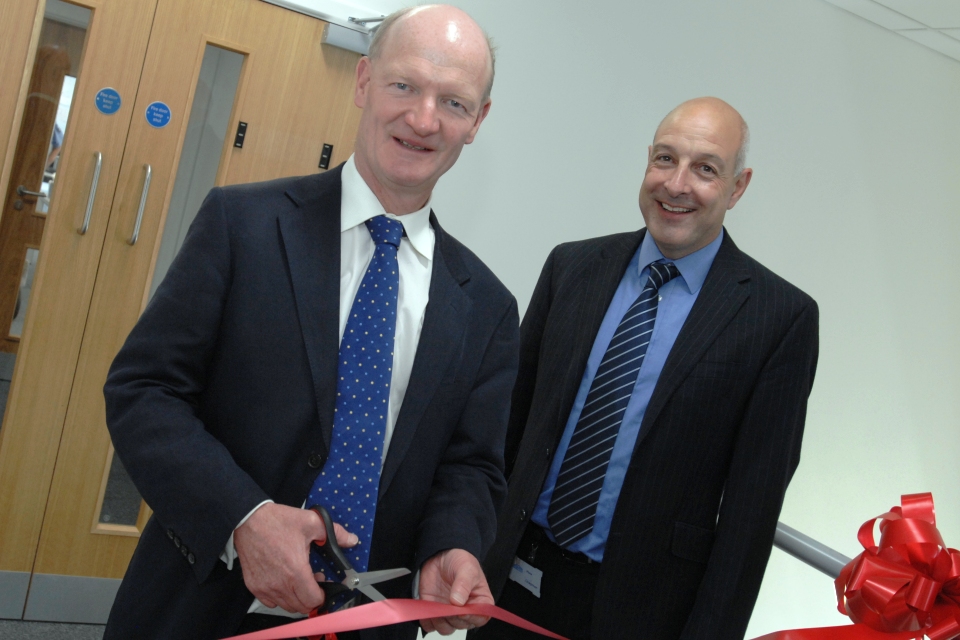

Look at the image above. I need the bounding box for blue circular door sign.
[145,101,172,128]
[95,87,121,115]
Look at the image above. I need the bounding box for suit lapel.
[636,231,751,446]
[548,230,645,433]
[379,214,471,497]
[278,169,343,454]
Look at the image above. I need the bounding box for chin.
[386,168,436,189]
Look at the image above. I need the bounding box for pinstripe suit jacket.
[482,228,819,639]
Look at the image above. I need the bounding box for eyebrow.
[652,144,727,169]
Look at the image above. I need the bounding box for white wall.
[359,0,960,637]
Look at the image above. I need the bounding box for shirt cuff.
[220,499,274,570]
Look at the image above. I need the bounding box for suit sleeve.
[104,188,269,583]
[413,297,520,567]
[681,297,819,639]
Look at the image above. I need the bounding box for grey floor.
[0,620,104,639]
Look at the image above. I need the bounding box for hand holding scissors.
[308,505,410,615]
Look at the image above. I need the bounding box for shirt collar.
[637,228,724,294]
[340,155,434,261]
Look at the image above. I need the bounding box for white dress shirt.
[224,156,435,615]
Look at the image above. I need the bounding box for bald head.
[656,97,750,176]
[369,5,496,99]
[350,3,495,215]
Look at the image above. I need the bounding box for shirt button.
[307,453,323,469]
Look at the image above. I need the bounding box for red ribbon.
[755,493,960,640]
[224,599,568,640]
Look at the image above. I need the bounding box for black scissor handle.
[308,504,352,574]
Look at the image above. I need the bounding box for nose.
[406,97,441,138]
[663,165,691,197]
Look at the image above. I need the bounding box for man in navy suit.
[476,97,819,639]
[103,6,518,639]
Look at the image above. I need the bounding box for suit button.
[545,448,552,460]
[167,529,174,540]
[187,553,196,565]
[307,453,323,469]
[520,508,527,522]
[173,536,181,549]
[181,546,188,557]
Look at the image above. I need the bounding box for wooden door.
[0,0,160,621]
[6,0,362,623]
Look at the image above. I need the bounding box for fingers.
[233,504,359,614]
[291,573,325,613]
[418,549,494,634]
[333,522,359,548]
[249,555,325,614]
[234,504,330,614]
[306,510,358,548]
[447,559,482,606]
[421,614,484,635]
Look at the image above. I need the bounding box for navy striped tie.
[547,260,680,548]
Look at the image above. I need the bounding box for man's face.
[638,104,752,259]
[352,13,491,211]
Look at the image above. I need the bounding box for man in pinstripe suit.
[475,97,819,639]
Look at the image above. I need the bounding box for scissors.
[308,505,410,615]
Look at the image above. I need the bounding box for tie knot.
[365,215,404,248]
[647,261,680,291]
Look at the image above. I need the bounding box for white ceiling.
[820,0,960,62]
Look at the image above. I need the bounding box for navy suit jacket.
[482,229,819,639]
[103,165,519,639]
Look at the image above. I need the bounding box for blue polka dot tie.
[308,215,403,577]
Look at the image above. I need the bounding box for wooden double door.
[0,0,361,623]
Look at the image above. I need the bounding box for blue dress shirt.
[531,229,724,561]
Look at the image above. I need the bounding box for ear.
[464,98,492,145]
[354,56,372,109]
[726,167,753,209]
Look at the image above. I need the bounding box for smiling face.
[638,98,752,259]
[351,6,492,214]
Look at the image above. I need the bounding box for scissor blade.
[356,583,387,602]
[355,567,411,586]
[341,567,411,602]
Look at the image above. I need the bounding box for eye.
[445,98,466,112]
[395,82,409,91]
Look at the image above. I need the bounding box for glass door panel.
[0,0,88,357]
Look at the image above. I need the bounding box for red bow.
[755,493,960,640]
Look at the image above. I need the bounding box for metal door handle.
[78,151,102,235]
[128,164,151,245]
[17,185,45,198]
